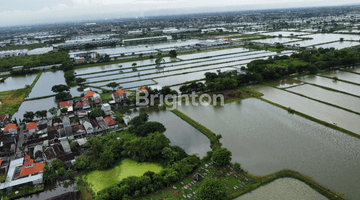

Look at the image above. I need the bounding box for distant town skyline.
[0,0,359,27]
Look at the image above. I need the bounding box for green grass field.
[85,159,163,193]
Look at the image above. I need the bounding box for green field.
[86,158,163,193]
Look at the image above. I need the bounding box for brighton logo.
[136,91,225,110]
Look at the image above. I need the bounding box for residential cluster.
[0,87,134,192]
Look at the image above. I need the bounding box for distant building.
[0,50,28,58]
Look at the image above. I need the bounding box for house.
[47,126,59,140]
[90,119,102,133]
[74,101,83,110]
[4,124,17,135]
[71,124,86,135]
[26,122,37,136]
[94,99,102,107]
[19,154,45,178]
[33,145,44,162]
[111,89,127,102]
[0,156,44,192]
[138,87,147,93]
[60,140,71,153]
[78,110,88,118]
[84,91,96,101]
[0,133,16,156]
[101,103,111,113]
[52,117,63,127]
[0,114,9,126]
[96,117,109,130]
[104,116,118,129]
[82,101,90,110]
[82,121,94,134]
[59,100,74,113]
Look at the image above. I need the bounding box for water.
[296,75,360,96]
[74,57,172,75]
[176,99,360,199]
[266,78,303,88]
[12,97,59,120]
[260,31,309,37]
[26,71,82,99]
[315,41,360,49]
[0,74,38,92]
[287,84,360,113]
[236,178,327,200]
[177,47,249,60]
[319,70,360,84]
[19,181,75,200]
[287,33,360,47]
[250,37,301,44]
[122,105,211,158]
[255,85,360,134]
[69,39,200,56]
[349,67,360,74]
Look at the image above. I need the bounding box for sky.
[0,0,359,27]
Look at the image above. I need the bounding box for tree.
[234,162,241,172]
[48,107,59,117]
[75,77,86,86]
[132,63,137,67]
[98,149,115,169]
[61,107,68,114]
[56,92,71,101]
[212,148,232,167]
[23,111,34,121]
[35,110,47,119]
[198,179,227,200]
[52,159,63,170]
[64,71,75,83]
[106,82,120,90]
[89,107,104,119]
[155,58,164,65]
[43,165,56,184]
[169,50,177,58]
[52,84,70,93]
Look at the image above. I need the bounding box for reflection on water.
[12,97,58,120]
[26,71,82,99]
[122,105,211,158]
[19,180,75,200]
[320,70,360,84]
[267,78,302,88]
[236,178,327,200]
[287,84,360,113]
[0,74,38,92]
[177,99,360,199]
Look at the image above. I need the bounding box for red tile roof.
[4,124,17,132]
[26,122,37,130]
[139,87,147,92]
[19,162,45,177]
[84,91,95,98]
[104,117,116,126]
[0,159,2,166]
[116,89,125,95]
[59,101,73,108]
[82,100,89,105]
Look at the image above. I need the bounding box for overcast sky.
[0,0,359,27]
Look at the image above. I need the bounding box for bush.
[227,92,233,97]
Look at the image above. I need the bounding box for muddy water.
[176,99,360,199]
